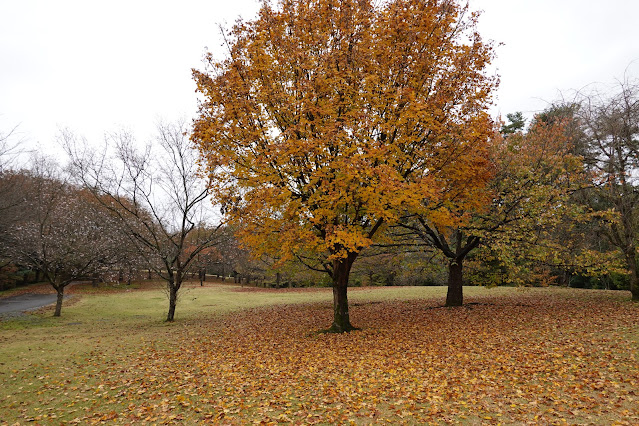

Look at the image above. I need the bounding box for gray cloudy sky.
[1,0,638,159]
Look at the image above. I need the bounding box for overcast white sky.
[1,0,638,160]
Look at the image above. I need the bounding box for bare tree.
[4,156,124,316]
[0,125,27,251]
[0,170,28,260]
[0,124,23,172]
[64,120,223,321]
[575,78,639,300]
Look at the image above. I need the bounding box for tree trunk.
[445,259,464,307]
[626,252,639,301]
[54,286,64,317]
[166,274,180,322]
[166,285,178,321]
[328,254,357,333]
[276,272,281,289]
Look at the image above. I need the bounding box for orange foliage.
[192,0,497,330]
[193,0,495,258]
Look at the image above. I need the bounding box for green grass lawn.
[1,283,637,424]
[0,282,457,371]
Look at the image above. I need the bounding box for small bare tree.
[65,120,223,321]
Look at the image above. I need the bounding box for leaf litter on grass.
[3,289,639,424]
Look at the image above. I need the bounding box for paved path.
[0,293,58,315]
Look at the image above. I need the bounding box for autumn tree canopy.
[192,0,497,332]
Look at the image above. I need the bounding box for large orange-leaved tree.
[192,0,497,332]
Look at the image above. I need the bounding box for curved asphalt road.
[0,293,59,315]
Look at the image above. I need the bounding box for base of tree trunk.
[165,307,176,322]
[166,300,177,322]
[323,323,360,334]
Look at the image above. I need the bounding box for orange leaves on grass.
[15,288,636,424]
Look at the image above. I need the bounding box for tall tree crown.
[192,0,497,266]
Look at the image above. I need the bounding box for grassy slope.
[0,283,637,424]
